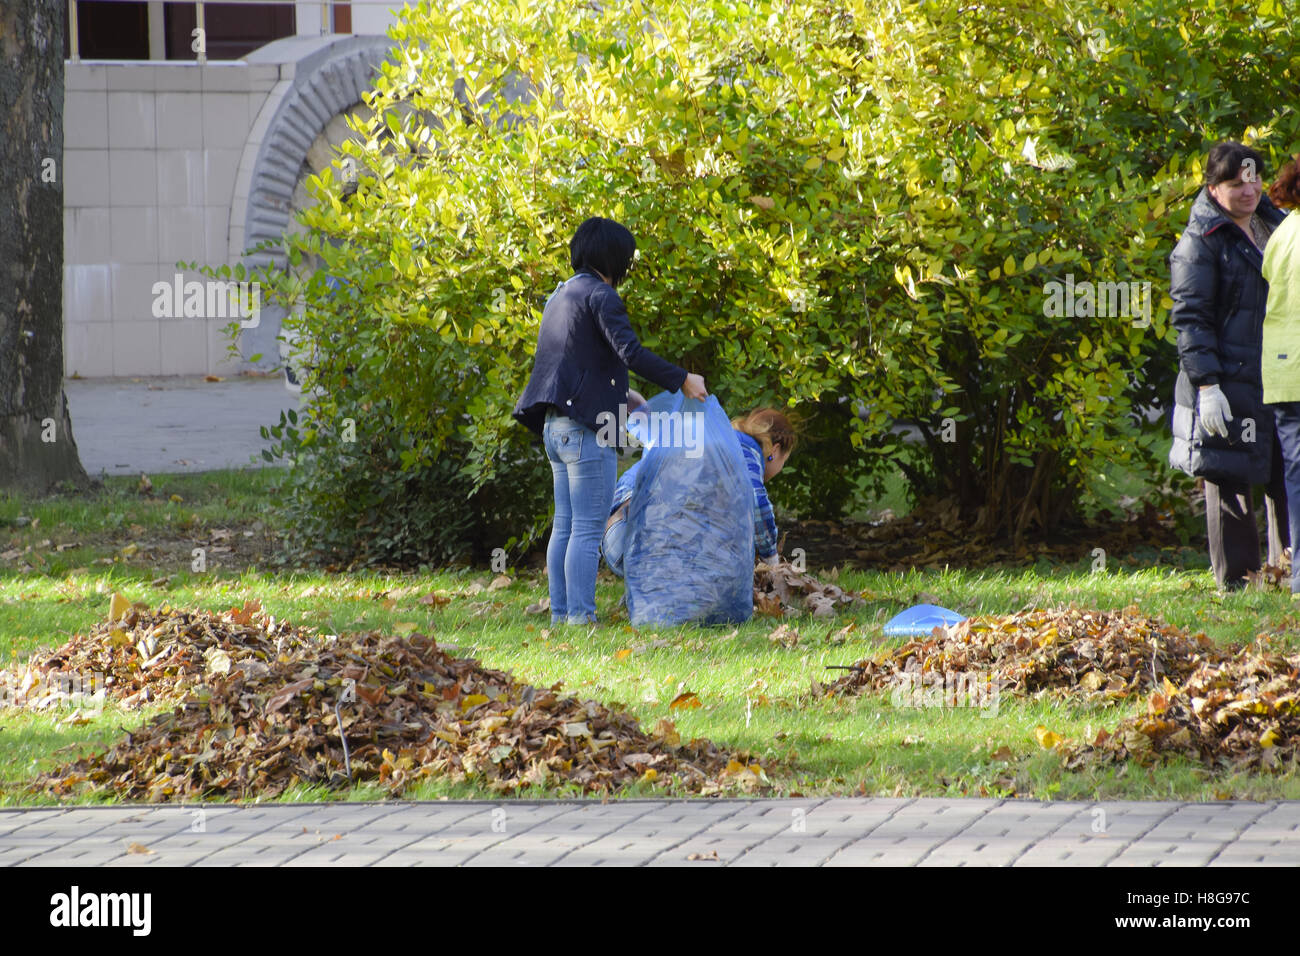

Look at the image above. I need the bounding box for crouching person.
[602,404,797,577]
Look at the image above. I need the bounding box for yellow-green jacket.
[1263,211,1300,404]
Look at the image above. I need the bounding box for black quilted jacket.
[1169,188,1286,484]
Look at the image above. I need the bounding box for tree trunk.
[0,0,90,492]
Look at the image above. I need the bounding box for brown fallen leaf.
[768,624,800,648]
[669,692,702,710]
[687,850,721,861]
[126,842,154,855]
[265,678,314,713]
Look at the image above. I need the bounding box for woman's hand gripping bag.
[623,392,754,626]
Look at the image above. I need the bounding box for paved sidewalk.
[3,798,1296,866]
[65,375,295,477]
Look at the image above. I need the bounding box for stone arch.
[230,34,395,368]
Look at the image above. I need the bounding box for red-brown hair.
[730,407,798,458]
[1269,154,1300,209]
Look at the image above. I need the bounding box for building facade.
[63,1,400,376]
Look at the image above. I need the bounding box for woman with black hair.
[1169,142,1290,590]
[513,217,708,625]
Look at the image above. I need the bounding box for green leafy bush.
[240,0,1300,565]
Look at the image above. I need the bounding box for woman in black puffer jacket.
[1169,142,1289,590]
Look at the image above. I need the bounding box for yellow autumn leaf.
[1260,727,1280,748]
[653,719,680,747]
[615,648,633,660]
[108,592,131,622]
[460,693,490,711]
[641,768,658,783]
[1035,725,1063,749]
[670,691,702,709]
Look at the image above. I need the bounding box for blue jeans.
[544,410,615,624]
[602,504,629,578]
[1271,402,1300,593]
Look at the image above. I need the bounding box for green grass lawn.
[2,468,1298,805]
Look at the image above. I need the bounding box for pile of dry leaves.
[0,596,311,711]
[1065,641,1300,772]
[13,601,764,801]
[754,561,862,618]
[818,606,1228,701]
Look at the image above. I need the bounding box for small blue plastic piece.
[882,604,966,637]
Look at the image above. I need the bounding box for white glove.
[1198,384,1233,439]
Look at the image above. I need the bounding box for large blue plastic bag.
[623,391,754,627]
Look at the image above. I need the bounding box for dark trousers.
[1269,402,1300,592]
[1204,424,1289,587]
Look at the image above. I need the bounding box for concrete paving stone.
[1208,846,1288,864]
[0,811,65,833]
[461,851,573,867]
[1239,803,1300,835]
[1108,843,1220,866]
[729,839,858,866]
[550,850,659,866]
[645,836,766,866]
[406,858,486,867]
[865,811,994,839]
[1209,850,1296,865]
[825,838,945,866]
[1011,837,1125,866]
[1145,803,1272,840]
[280,852,399,866]
[959,808,1077,840]
[916,837,1034,866]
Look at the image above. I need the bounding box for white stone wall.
[349,1,402,36]
[63,61,280,377]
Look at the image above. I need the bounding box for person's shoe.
[1220,578,1247,594]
